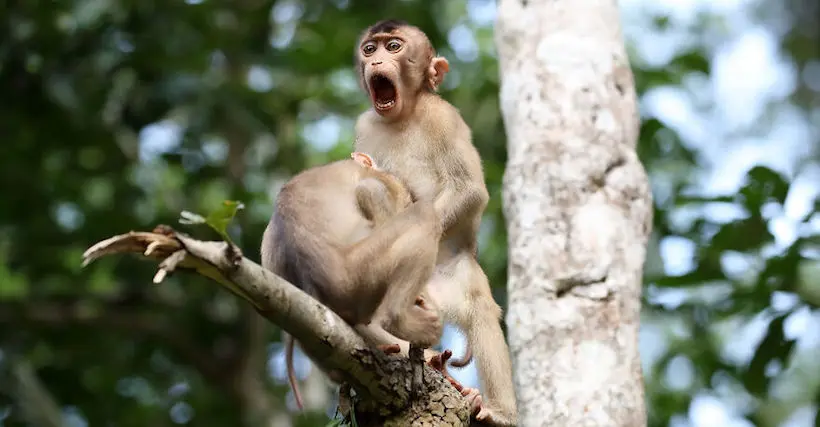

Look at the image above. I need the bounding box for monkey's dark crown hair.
[367,19,409,35]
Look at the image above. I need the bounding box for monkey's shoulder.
[281,160,361,194]
[418,97,469,135]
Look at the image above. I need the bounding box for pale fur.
[354,24,518,425]
[261,159,444,410]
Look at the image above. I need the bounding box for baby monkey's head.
[356,19,449,120]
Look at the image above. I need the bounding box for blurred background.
[0,0,818,426]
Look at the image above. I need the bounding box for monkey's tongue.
[370,76,397,110]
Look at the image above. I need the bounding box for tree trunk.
[495,1,652,426]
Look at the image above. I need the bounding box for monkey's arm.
[434,183,488,233]
[432,158,490,234]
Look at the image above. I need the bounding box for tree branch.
[0,299,228,387]
[233,307,280,426]
[11,359,66,427]
[81,227,471,426]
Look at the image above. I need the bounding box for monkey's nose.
[371,61,382,66]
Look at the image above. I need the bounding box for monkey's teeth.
[376,100,395,109]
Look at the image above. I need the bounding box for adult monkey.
[261,155,445,408]
[353,19,517,426]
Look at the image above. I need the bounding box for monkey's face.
[358,31,427,120]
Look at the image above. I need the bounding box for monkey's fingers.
[462,388,483,416]
[427,349,452,371]
[377,343,402,355]
[446,376,463,391]
[427,350,470,392]
[441,370,469,392]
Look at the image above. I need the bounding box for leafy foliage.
[0,0,818,426]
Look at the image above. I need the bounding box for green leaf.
[651,262,726,288]
[675,195,735,206]
[739,166,791,212]
[743,312,796,396]
[179,200,245,244]
[670,50,710,74]
[350,400,359,427]
[652,16,672,30]
[710,215,773,252]
[757,245,802,292]
[814,386,820,427]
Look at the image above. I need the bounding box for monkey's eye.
[362,43,377,55]
[385,39,402,52]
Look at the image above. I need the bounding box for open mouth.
[369,75,397,111]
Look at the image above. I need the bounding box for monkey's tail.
[284,334,304,410]
[447,344,473,368]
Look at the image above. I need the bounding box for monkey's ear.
[428,56,450,91]
[351,151,376,169]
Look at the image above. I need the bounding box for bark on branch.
[81,226,471,426]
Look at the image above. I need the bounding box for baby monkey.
[261,155,444,408]
[353,20,517,426]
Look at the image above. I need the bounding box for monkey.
[261,156,447,410]
[352,20,517,426]
[274,153,472,410]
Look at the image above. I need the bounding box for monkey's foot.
[461,387,484,419]
[377,343,402,355]
[427,350,466,390]
[392,300,442,348]
[459,389,516,427]
[427,349,452,375]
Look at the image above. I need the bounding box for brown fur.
[353,20,517,426]
[261,158,444,409]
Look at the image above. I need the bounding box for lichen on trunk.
[495,0,652,426]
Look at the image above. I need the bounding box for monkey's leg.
[339,201,440,328]
[354,323,441,362]
[366,213,442,347]
[456,258,517,426]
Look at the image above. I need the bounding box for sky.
[133,0,820,424]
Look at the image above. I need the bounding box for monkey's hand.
[433,183,488,236]
[437,374,496,425]
[376,343,399,354]
[426,349,462,389]
[440,373,515,427]
[389,302,442,348]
